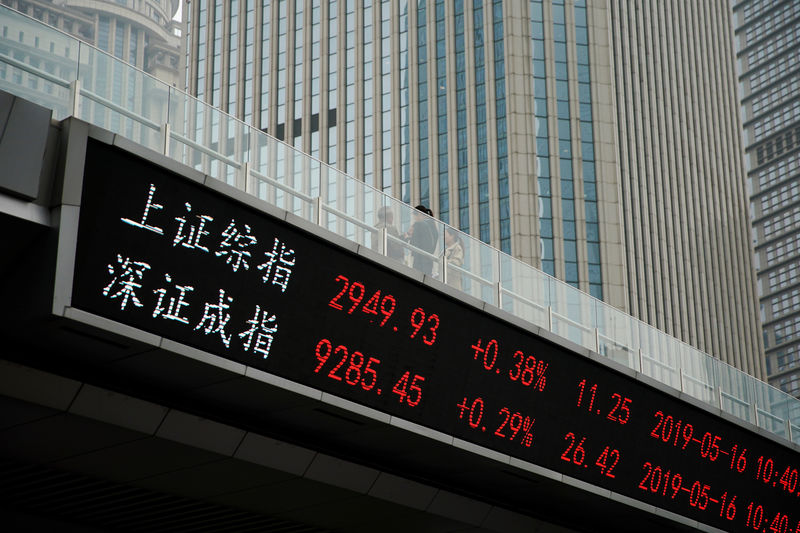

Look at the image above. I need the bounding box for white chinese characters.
[102,254,150,310]
[216,220,257,272]
[99,182,298,360]
[258,238,296,292]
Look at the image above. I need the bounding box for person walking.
[444,227,465,289]
[405,205,438,276]
[375,206,404,262]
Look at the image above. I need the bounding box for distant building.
[1,0,182,86]
[734,0,800,396]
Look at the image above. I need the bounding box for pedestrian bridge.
[0,6,798,533]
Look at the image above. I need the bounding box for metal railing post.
[69,79,81,117]
[495,249,502,308]
[240,161,250,193]
[548,306,553,332]
[312,197,323,226]
[161,123,170,156]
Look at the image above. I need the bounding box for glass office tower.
[183,0,765,378]
[1,0,182,86]
[734,0,800,396]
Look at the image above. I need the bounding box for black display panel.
[72,140,800,532]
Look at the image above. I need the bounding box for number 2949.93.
[328,275,440,346]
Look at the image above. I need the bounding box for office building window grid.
[435,0,448,223]
[228,0,239,115]
[344,1,356,174]
[575,0,601,300]
[397,2,409,201]
[326,0,336,166]
[528,0,600,295]
[243,0,255,122]
[766,262,800,293]
[196,6,206,100]
[754,126,800,166]
[553,0,577,286]
[416,0,428,206]
[742,1,800,47]
[530,0,553,276]
[761,205,800,240]
[753,149,800,192]
[276,1,287,132]
[363,1,374,184]
[743,0,784,21]
[771,314,800,348]
[766,287,800,319]
[746,24,800,68]
[745,21,800,71]
[772,344,800,374]
[492,0,509,254]
[757,178,800,216]
[211,0,223,108]
[751,74,800,123]
[776,372,800,397]
[751,97,800,139]
[292,0,303,146]
[455,0,469,233]
[763,231,800,264]
[740,0,800,396]
[473,0,489,243]
[747,47,800,94]
[310,0,320,156]
[259,0,270,131]
[379,0,390,191]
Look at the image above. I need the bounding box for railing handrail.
[1,50,72,86]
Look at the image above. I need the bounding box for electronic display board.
[72,140,800,532]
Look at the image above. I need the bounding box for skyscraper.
[183,0,765,378]
[734,0,800,396]
[1,0,182,86]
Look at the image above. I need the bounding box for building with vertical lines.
[183,0,765,377]
[734,0,800,396]
[1,0,182,85]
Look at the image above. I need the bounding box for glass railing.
[2,5,798,444]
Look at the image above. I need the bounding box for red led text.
[560,432,619,478]
[456,397,536,447]
[575,379,632,425]
[470,338,548,391]
[328,275,439,346]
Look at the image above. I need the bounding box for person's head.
[377,206,393,223]
[445,227,460,245]
[414,205,432,220]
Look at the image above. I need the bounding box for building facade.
[182,0,765,377]
[1,0,182,85]
[734,0,800,396]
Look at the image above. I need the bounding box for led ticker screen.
[72,140,800,532]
